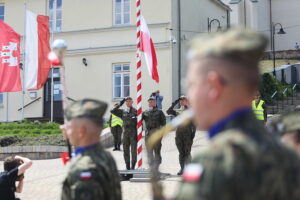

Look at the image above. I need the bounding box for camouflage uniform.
[142,107,166,167]
[175,29,300,200]
[111,102,137,170]
[61,99,122,200]
[167,102,195,173]
[62,144,122,200]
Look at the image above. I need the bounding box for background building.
[0,0,229,122]
[223,0,300,51]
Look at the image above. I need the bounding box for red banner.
[0,20,21,93]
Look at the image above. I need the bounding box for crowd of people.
[1,27,300,200]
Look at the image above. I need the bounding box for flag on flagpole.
[25,10,51,90]
[0,21,22,93]
[140,15,159,83]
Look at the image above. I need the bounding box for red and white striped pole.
[136,0,143,169]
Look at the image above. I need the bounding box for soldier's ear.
[79,125,87,139]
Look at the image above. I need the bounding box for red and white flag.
[140,15,159,83]
[25,10,51,90]
[0,21,22,93]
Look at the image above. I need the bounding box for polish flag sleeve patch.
[182,163,204,182]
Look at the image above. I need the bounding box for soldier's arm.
[175,151,235,200]
[263,103,267,122]
[166,99,179,116]
[68,170,106,200]
[160,111,166,126]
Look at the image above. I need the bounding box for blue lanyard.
[75,143,98,157]
[208,107,252,139]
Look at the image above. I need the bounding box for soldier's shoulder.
[193,129,258,167]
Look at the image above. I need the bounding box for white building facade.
[0,0,229,122]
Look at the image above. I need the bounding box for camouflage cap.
[65,99,108,121]
[188,27,268,65]
[280,111,300,134]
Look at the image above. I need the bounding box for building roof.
[229,0,258,4]
[212,0,232,11]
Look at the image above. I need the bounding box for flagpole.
[136,0,143,169]
[21,2,27,121]
[6,93,8,122]
[50,0,55,122]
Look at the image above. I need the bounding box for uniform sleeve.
[166,104,177,116]
[70,179,104,200]
[160,111,166,126]
[175,151,236,200]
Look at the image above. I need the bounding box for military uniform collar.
[75,142,100,157]
[208,107,252,139]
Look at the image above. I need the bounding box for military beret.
[279,111,300,134]
[65,99,108,121]
[188,27,268,66]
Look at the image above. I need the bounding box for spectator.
[295,42,299,50]
[151,90,164,109]
[0,155,33,200]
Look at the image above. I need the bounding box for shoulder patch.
[80,172,92,180]
[182,163,204,182]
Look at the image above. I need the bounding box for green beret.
[65,99,108,121]
[189,27,268,65]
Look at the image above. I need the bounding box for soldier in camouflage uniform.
[60,99,121,200]
[274,107,300,155]
[175,28,300,200]
[111,97,138,170]
[142,96,166,169]
[167,95,196,175]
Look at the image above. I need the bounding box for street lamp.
[272,23,286,77]
[208,18,222,32]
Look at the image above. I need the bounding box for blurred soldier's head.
[179,95,188,107]
[186,28,267,129]
[278,109,300,155]
[125,96,133,107]
[148,96,156,108]
[60,99,107,147]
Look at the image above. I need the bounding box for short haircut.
[4,156,22,171]
[197,56,260,92]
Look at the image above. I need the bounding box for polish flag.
[0,21,22,92]
[24,10,51,90]
[140,15,159,83]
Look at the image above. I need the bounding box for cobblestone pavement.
[0,131,209,200]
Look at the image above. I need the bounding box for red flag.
[140,15,159,83]
[25,10,51,91]
[0,21,22,93]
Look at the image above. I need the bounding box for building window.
[113,63,130,99]
[49,0,62,32]
[0,93,3,104]
[0,5,4,21]
[114,0,130,25]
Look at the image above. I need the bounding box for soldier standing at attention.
[166,95,196,175]
[111,97,138,170]
[109,103,123,151]
[60,99,122,200]
[252,91,267,125]
[143,96,166,170]
[175,28,300,200]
